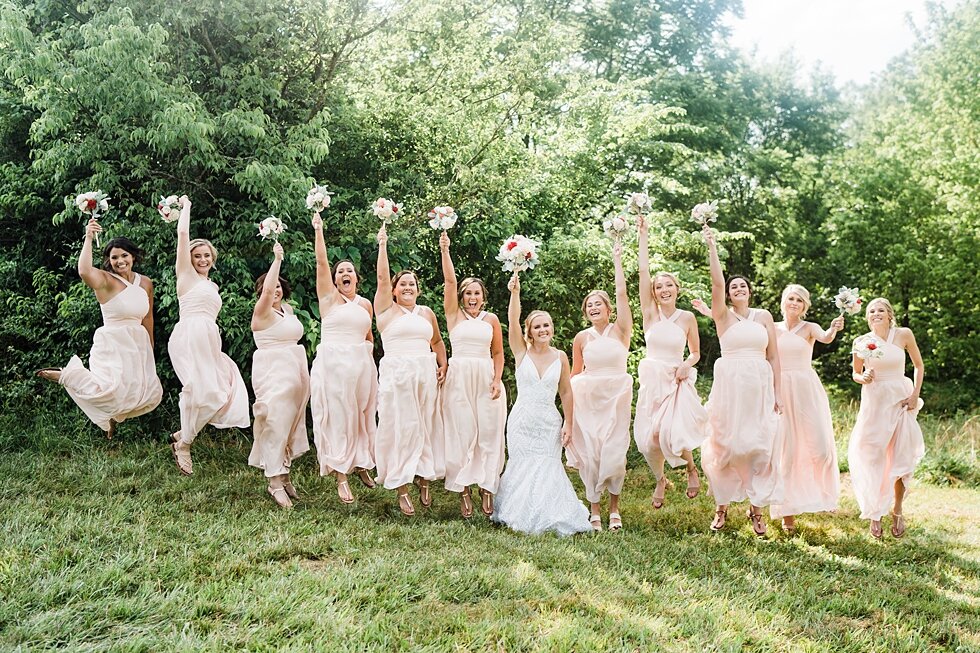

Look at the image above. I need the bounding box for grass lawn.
[1,403,978,652]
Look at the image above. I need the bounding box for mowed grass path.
[1,425,977,653]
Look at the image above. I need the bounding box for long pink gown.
[442,311,507,493]
[310,296,377,476]
[702,309,783,506]
[566,325,633,503]
[770,322,839,518]
[248,308,310,476]
[375,305,441,490]
[634,309,708,469]
[168,279,250,442]
[59,273,163,431]
[848,328,924,520]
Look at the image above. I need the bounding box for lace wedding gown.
[492,354,592,536]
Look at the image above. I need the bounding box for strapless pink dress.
[59,273,162,431]
[310,296,377,476]
[248,309,310,476]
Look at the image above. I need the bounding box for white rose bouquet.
[75,190,110,246]
[833,286,863,316]
[690,200,719,227]
[157,195,181,223]
[258,216,286,243]
[496,235,540,273]
[603,213,630,242]
[372,197,403,225]
[852,334,886,364]
[427,205,458,231]
[626,192,652,215]
[306,184,333,212]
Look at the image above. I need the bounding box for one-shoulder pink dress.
[848,328,924,520]
[702,309,783,506]
[59,273,163,431]
[770,322,839,518]
[310,295,377,476]
[375,305,442,489]
[168,279,250,442]
[634,309,708,469]
[248,308,310,476]
[567,325,633,503]
[442,311,507,493]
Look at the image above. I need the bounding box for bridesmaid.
[566,240,633,532]
[248,242,310,508]
[634,215,708,509]
[37,217,162,437]
[769,285,844,534]
[700,226,783,536]
[439,231,507,518]
[848,297,924,539]
[310,212,378,504]
[373,225,448,515]
[166,196,249,475]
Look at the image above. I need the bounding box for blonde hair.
[652,272,682,306]
[781,284,812,318]
[457,277,488,309]
[188,238,218,264]
[581,290,612,318]
[524,310,552,346]
[865,297,897,327]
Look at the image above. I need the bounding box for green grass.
[1,401,978,652]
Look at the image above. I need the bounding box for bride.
[492,273,592,536]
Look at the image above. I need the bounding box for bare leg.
[590,501,602,531]
[711,504,729,530]
[682,450,700,499]
[891,478,907,537]
[609,494,622,530]
[651,445,668,508]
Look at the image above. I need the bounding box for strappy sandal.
[282,480,299,500]
[460,490,474,519]
[870,519,883,540]
[414,478,432,508]
[589,514,602,532]
[171,442,193,476]
[336,478,355,505]
[355,468,377,489]
[36,368,61,382]
[710,506,728,531]
[890,512,906,538]
[608,512,623,531]
[685,466,701,499]
[479,488,494,516]
[267,485,293,509]
[397,491,415,516]
[747,507,767,537]
[651,475,668,509]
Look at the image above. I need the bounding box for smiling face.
[190,244,214,275]
[865,298,894,329]
[526,312,553,345]
[459,279,486,314]
[582,291,611,324]
[653,274,679,307]
[782,292,806,319]
[726,276,751,305]
[334,261,358,296]
[392,271,419,305]
[108,247,135,276]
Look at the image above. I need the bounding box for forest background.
[0,0,977,417]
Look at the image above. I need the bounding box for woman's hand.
[508,272,520,294]
[490,379,502,400]
[702,224,715,246]
[856,368,875,385]
[311,212,323,230]
[436,362,447,385]
[560,422,571,447]
[612,240,623,260]
[439,230,450,252]
[377,225,388,246]
[774,398,784,415]
[691,298,710,317]
[273,242,284,261]
[673,363,692,384]
[85,218,102,241]
[179,195,190,209]
[900,392,919,410]
[637,214,647,233]
[830,315,845,332]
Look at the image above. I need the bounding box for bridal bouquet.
[372,197,402,225]
[258,216,286,243]
[306,184,332,212]
[427,205,458,231]
[625,192,652,215]
[157,195,181,223]
[690,200,719,227]
[496,235,540,273]
[833,286,863,316]
[76,191,110,246]
[853,334,886,363]
[603,213,630,242]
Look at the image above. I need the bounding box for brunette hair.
[332,259,360,280]
[725,275,753,305]
[101,237,144,271]
[391,270,419,290]
[254,273,292,300]
[457,277,488,308]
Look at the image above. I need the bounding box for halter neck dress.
[168,278,250,442]
[310,295,378,477]
[566,324,633,503]
[375,304,442,489]
[769,321,839,518]
[634,308,708,470]
[847,328,924,520]
[59,273,163,431]
[442,311,507,494]
[702,309,783,506]
[248,307,310,477]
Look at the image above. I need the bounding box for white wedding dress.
[492,354,592,536]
